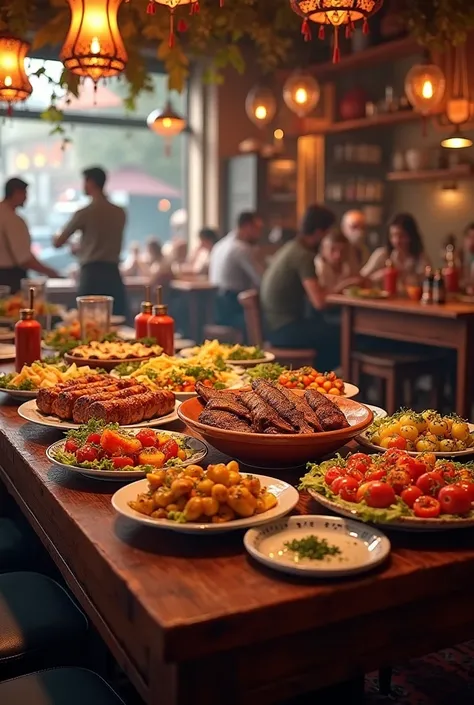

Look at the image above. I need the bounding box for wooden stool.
[351,351,447,415]
[238,290,316,368]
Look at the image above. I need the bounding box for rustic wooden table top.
[327,293,474,319]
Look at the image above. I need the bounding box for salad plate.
[180,347,275,367]
[244,515,390,577]
[357,423,474,458]
[364,405,388,421]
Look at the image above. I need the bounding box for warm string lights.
[0,35,32,112]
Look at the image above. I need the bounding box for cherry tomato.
[86,433,102,445]
[384,448,408,466]
[400,485,423,508]
[364,467,387,482]
[396,457,426,483]
[346,453,371,474]
[331,476,346,495]
[324,466,344,486]
[436,461,456,480]
[76,444,99,463]
[345,468,365,484]
[386,468,411,495]
[438,485,472,515]
[356,481,396,509]
[65,438,79,454]
[338,476,360,502]
[161,439,179,462]
[416,471,445,497]
[454,480,474,503]
[387,436,407,450]
[413,495,441,518]
[136,429,157,448]
[112,456,135,469]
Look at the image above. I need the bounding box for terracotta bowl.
[64,353,157,371]
[178,391,373,467]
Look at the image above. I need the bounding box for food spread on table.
[365,409,474,452]
[129,460,278,524]
[183,339,266,362]
[0,361,103,391]
[0,295,59,319]
[195,379,349,434]
[301,448,474,524]
[36,375,175,424]
[67,340,163,361]
[246,364,345,395]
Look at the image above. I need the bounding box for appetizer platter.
[112,460,299,533]
[178,380,373,465]
[18,375,179,429]
[0,295,60,322]
[180,339,275,367]
[65,340,163,369]
[47,423,207,480]
[0,361,103,400]
[301,448,474,530]
[244,515,390,578]
[245,364,359,398]
[359,409,474,457]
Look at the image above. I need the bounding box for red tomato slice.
[345,468,365,484]
[86,433,102,445]
[331,476,346,495]
[324,466,344,486]
[400,485,423,508]
[161,439,179,462]
[437,485,472,515]
[76,444,99,463]
[112,456,135,469]
[65,438,79,454]
[386,468,411,495]
[413,495,441,518]
[365,467,387,482]
[416,471,445,497]
[346,453,371,474]
[136,429,157,448]
[396,457,426,482]
[338,476,360,502]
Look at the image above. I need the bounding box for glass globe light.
[283,71,320,117]
[404,63,446,116]
[245,85,277,127]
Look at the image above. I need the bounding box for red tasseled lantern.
[318,25,325,40]
[147,1,156,13]
[301,18,311,41]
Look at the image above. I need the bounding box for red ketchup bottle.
[147,286,175,356]
[383,259,398,296]
[15,287,42,372]
[443,245,459,294]
[134,286,153,339]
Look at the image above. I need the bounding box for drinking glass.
[76,295,113,341]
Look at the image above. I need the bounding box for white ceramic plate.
[244,515,390,577]
[0,327,13,342]
[112,474,299,533]
[17,398,181,430]
[0,386,37,401]
[308,489,474,532]
[357,424,474,458]
[180,347,275,367]
[0,344,16,361]
[341,382,359,398]
[46,430,207,481]
[364,404,388,421]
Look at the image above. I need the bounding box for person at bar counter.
[260,204,342,369]
[0,177,59,292]
[53,166,127,316]
[341,209,370,269]
[209,211,264,332]
[314,230,361,292]
[360,212,430,284]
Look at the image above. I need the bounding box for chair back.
[237,289,264,347]
[203,325,243,344]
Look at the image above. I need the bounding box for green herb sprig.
[284,535,341,561]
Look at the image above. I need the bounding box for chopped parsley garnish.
[246,363,288,381]
[284,535,341,561]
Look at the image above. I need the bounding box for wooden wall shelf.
[312,37,420,78]
[320,110,419,135]
[387,168,474,182]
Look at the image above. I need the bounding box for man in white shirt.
[0,178,59,293]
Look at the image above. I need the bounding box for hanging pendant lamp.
[147,99,186,156]
[283,70,320,117]
[0,35,32,110]
[245,85,277,127]
[442,44,472,149]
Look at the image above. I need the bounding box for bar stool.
[351,351,447,415]
[0,668,125,704]
[0,572,88,679]
[238,290,317,368]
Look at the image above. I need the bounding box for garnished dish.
[66,339,162,362]
[244,515,390,577]
[245,364,358,397]
[343,287,388,299]
[43,322,83,353]
[301,448,474,530]
[180,339,274,366]
[47,421,207,480]
[18,374,177,429]
[0,295,59,320]
[0,361,103,399]
[112,462,300,533]
[360,409,474,456]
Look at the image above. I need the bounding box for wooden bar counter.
[1,391,474,704]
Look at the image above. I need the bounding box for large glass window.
[0,60,186,273]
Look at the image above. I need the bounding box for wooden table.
[327,294,474,417]
[170,279,217,343]
[1,392,474,705]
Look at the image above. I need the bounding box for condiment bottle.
[134,285,153,339]
[147,286,174,356]
[421,265,434,305]
[443,245,459,294]
[15,287,42,372]
[433,269,446,305]
[383,259,398,296]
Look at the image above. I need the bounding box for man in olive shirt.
[53,166,127,315]
[260,204,339,368]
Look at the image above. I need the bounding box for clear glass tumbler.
[76,295,113,341]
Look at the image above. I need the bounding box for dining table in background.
[169,278,217,343]
[1,378,474,705]
[46,277,150,319]
[327,294,474,418]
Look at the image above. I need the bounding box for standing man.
[53,167,127,315]
[209,211,263,333]
[0,177,59,292]
[341,209,370,269]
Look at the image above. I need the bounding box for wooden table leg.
[340,306,353,381]
[455,321,473,418]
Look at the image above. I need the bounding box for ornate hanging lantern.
[147,100,186,156]
[0,35,32,110]
[245,85,277,127]
[147,0,200,47]
[442,45,472,149]
[60,0,127,84]
[290,0,383,63]
[404,62,446,116]
[283,70,320,117]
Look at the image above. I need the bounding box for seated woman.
[314,230,362,293]
[361,213,430,284]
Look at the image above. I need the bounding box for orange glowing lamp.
[0,36,32,107]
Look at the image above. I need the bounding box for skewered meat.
[72,384,148,423]
[52,379,135,419]
[304,389,349,430]
[205,396,251,421]
[251,379,313,433]
[87,390,175,425]
[241,391,294,433]
[276,385,323,432]
[198,409,251,432]
[37,376,117,415]
[195,382,234,404]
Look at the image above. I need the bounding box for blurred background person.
[146,238,173,288]
[163,209,187,260]
[120,241,146,277]
[181,227,219,277]
[314,230,362,293]
[166,238,188,277]
[462,223,474,291]
[341,209,369,269]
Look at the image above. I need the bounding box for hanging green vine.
[403,0,474,48]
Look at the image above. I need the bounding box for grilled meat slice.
[304,389,349,431]
[87,390,175,425]
[240,391,294,433]
[72,384,149,423]
[195,382,233,404]
[205,396,251,421]
[251,379,313,433]
[38,377,118,416]
[276,384,323,432]
[52,379,135,419]
[198,409,251,432]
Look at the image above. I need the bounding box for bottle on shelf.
[433,269,446,305]
[421,266,434,305]
[443,244,459,294]
[147,285,175,356]
[383,259,398,296]
[15,287,42,373]
[134,285,153,339]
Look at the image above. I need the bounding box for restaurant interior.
[1,1,474,704]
